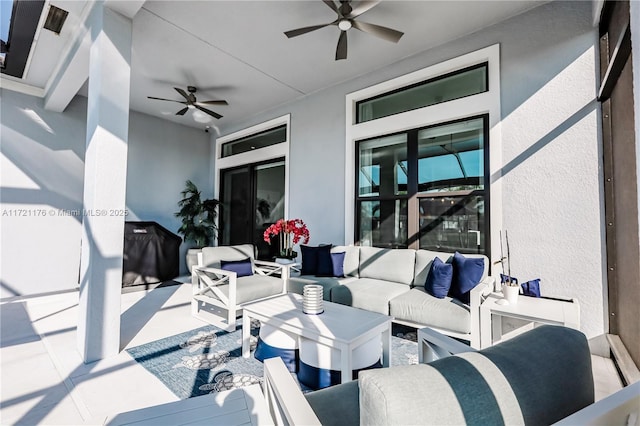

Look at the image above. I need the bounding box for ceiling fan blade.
[195,104,222,120]
[351,20,404,43]
[148,96,186,104]
[197,100,229,106]
[174,87,190,101]
[347,0,379,18]
[176,107,189,116]
[336,30,348,60]
[285,22,335,38]
[322,0,339,14]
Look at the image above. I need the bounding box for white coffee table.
[242,293,392,384]
[480,293,580,348]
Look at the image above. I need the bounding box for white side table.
[480,293,580,349]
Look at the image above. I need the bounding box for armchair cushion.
[358,326,593,425]
[220,258,253,277]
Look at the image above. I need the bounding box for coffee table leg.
[242,313,251,358]
[382,325,391,367]
[340,346,352,383]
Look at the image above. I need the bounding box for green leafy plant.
[175,180,220,248]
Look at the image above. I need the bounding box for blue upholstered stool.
[253,324,299,373]
[297,336,382,390]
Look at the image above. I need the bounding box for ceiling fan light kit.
[284,0,404,61]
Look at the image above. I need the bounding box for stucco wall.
[220,1,606,337]
[0,90,210,298]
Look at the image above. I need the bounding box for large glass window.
[356,63,488,123]
[356,116,488,253]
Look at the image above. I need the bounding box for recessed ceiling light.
[43,5,69,35]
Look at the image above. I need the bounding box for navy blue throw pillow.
[424,257,453,299]
[300,245,320,275]
[220,258,253,277]
[315,245,334,277]
[331,252,346,277]
[450,252,485,304]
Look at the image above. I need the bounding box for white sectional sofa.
[288,245,493,348]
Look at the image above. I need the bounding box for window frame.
[354,114,490,252]
[215,114,291,222]
[355,62,489,123]
[345,44,502,259]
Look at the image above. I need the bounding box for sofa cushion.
[358,247,416,285]
[220,258,253,277]
[301,245,331,275]
[330,278,409,315]
[358,326,593,426]
[450,252,485,304]
[389,288,471,334]
[414,250,489,287]
[316,246,334,276]
[288,275,358,301]
[424,257,453,299]
[330,252,346,277]
[332,245,360,277]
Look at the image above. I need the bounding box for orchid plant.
[263,218,310,259]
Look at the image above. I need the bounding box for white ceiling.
[6,0,547,130]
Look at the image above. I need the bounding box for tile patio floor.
[0,281,624,425]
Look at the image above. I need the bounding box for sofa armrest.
[469,276,493,349]
[191,266,236,306]
[263,357,321,426]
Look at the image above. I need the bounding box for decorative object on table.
[175,180,220,270]
[263,218,310,260]
[494,230,520,304]
[302,284,324,314]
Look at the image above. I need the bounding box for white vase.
[502,283,520,305]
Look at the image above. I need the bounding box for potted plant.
[175,180,220,271]
[263,218,310,262]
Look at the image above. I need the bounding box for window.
[355,116,488,253]
[356,63,488,123]
[346,45,500,258]
[221,124,287,158]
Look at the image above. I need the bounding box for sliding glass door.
[219,159,285,260]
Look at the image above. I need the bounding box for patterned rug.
[126,321,419,400]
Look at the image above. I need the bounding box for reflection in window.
[358,134,407,197]
[419,195,485,253]
[418,118,484,193]
[359,199,408,248]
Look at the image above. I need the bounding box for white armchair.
[191,244,289,331]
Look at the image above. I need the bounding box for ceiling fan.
[284,0,404,61]
[147,86,227,120]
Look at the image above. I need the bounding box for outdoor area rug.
[126,321,419,400]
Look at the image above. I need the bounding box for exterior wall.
[0,90,210,298]
[220,1,606,337]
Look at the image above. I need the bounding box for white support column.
[77,4,132,362]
